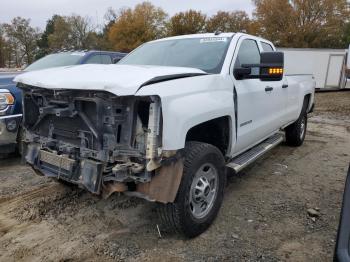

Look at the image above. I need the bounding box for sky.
[0,0,255,30]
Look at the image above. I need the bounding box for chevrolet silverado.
[14,33,315,237]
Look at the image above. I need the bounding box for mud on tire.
[157,141,226,238]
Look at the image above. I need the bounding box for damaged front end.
[20,85,183,203]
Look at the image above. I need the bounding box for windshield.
[119,37,232,73]
[25,52,85,71]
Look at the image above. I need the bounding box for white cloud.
[0,0,254,29]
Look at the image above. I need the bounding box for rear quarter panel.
[285,74,315,124]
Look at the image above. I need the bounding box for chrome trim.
[0,106,9,114]
[0,114,23,120]
[227,133,284,173]
[0,88,10,92]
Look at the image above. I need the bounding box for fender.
[284,75,315,123]
[297,78,315,116]
[136,74,236,151]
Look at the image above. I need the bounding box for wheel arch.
[185,115,232,157]
[296,93,312,117]
[304,93,312,113]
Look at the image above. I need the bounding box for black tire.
[285,98,308,147]
[157,141,226,238]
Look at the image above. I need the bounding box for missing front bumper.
[27,145,185,204]
[27,146,103,193]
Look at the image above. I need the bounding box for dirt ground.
[0,92,349,262]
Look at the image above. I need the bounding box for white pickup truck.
[15,33,315,237]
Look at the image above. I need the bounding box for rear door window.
[261,42,274,52]
[85,54,113,64]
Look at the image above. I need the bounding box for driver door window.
[235,40,261,67]
[235,39,261,76]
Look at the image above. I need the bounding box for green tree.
[47,16,71,50]
[343,22,350,47]
[166,10,206,36]
[36,15,62,58]
[47,15,98,51]
[107,2,168,52]
[98,7,118,50]
[0,25,16,68]
[206,11,251,33]
[0,26,6,67]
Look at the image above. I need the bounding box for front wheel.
[157,142,226,238]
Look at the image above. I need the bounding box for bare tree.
[104,7,118,23]
[3,17,41,65]
[68,15,97,49]
[48,15,98,51]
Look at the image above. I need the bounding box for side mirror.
[259,52,284,81]
[234,52,284,81]
[233,67,252,80]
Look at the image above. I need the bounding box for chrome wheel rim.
[300,117,306,139]
[189,163,218,219]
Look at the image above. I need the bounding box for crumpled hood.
[14,64,206,96]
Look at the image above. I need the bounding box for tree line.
[0,0,349,68]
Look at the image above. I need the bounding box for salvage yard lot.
[0,92,349,262]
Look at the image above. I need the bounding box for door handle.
[265,86,273,92]
[282,84,288,88]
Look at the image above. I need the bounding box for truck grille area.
[21,87,151,163]
[36,115,90,147]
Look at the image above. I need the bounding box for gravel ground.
[0,91,349,262]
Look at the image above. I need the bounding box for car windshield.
[25,52,85,71]
[119,37,232,73]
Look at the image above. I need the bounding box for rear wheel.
[285,99,308,147]
[157,142,226,238]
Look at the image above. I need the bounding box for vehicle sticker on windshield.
[200,37,228,43]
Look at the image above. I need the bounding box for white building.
[278,46,349,90]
